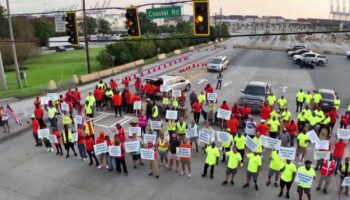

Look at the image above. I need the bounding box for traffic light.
[65,12,79,46]
[125,7,141,38]
[193,1,210,36]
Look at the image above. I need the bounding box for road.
[0,47,349,200]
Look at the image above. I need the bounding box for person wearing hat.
[296,160,316,200]
[96,130,108,169]
[221,128,234,162]
[145,98,152,120]
[28,114,42,147]
[51,127,63,156]
[256,119,269,136]
[339,157,350,196]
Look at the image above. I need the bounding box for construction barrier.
[158,53,166,60]
[98,68,114,78]
[80,72,101,83]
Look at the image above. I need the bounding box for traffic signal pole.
[82,0,91,74]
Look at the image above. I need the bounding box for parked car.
[293,53,328,66]
[207,56,229,72]
[145,75,191,92]
[298,60,315,69]
[286,45,307,52]
[238,81,272,112]
[288,49,312,57]
[346,51,350,59]
[318,89,336,112]
[55,46,66,52]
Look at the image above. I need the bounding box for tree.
[139,12,159,35]
[86,17,97,35]
[34,20,54,46]
[98,19,111,34]
[0,4,8,38]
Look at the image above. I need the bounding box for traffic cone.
[175,60,177,64]
[141,72,144,76]
[197,64,200,67]
[164,64,167,68]
[193,63,196,68]
[153,67,156,72]
[128,76,131,81]
[169,62,172,66]
[148,69,151,74]
[133,74,137,79]
[158,65,161,70]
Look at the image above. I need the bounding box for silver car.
[145,75,191,92]
[207,56,229,72]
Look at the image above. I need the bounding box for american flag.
[3,105,22,125]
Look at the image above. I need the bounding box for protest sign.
[314,151,331,160]
[141,148,155,160]
[133,101,142,110]
[202,129,215,141]
[150,121,161,130]
[74,115,83,124]
[38,128,50,139]
[166,110,178,120]
[176,147,191,158]
[199,130,211,144]
[306,130,319,143]
[259,135,281,150]
[143,134,157,145]
[295,171,314,187]
[278,147,296,160]
[40,96,49,105]
[216,131,230,143]
[207,93,217,101]
[61,103,69,112]
[245,136,257,152]
[47,93,58,101]
[217,109,231,120]
[315,140,329,150]
[185,128,198,138]
[72,132,78,142]
[109,145,122,157]
[124,140,140,153]
[49,135,58,143]
[94,142,108,155]
[128,127,142,137]
[160,85,170,92]
[172,90,181,97]
[341,177,350,186]
[337,129,350,139]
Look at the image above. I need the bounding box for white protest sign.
[315,140,329,150]
[166,110,178,120]
[245,136,257,152]
[207,93,217,101]
[172,90,181,97]
[278,147,296,160]
[143,134,157,145]
[306,130,319,143]
[199,130,211,144]
[160,85,170,92]
[337,129,350,139]
[216,131,230,143]
[217,108,232,120]
[133,101,141,110]
[128,127,142,137]
[124,140,140,153]
[94,142,108,155]
[72,132,78,142]
[109,146,122,157]
[61,102,69,112]
[40,96,49,105]
[341,177,350,186]
[47,93,58,101]
[202,129,215,142]
[151,121,161,130]
[141,148,155,160]
[38,128,50,139]
[185,128,198,138]
[49,135,58,143]
[314,151,331,160]
[295,171,314,187]
[176,147,191,158]
[259,135,281,150]
[74,115,83,124]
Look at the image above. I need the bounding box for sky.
[0,0,332,19]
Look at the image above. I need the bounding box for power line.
[0,30,349,44]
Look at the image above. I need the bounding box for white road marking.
[94,113,111,122]
[280,86,288,93]
[197,79,209,84]
[223,81,232,87]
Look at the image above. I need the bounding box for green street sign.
[146,6,182,19]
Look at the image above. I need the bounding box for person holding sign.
[267,116,280,139]
[314,136,331,171]
[222,146,242,186]
[114,138,128,176]
[253,133,263,154]
[51,127,63,156]
[296,130,310,163]
[28,114,42,147]
[221,129,234,162]
[202,142,220,179]
[157,133,169,167]
[146,141,160,179]
[339,157,350,196]
[130,133,144,169]
[85,135,99,167]
[61,125,77,158]
[189,121,199,153]
[296,160,316,200]
[316,156,336,194]
[243,151,262,191]
[234,132,246,166]
[96,130,108,169]
[333,139,347,174]
[179,138,192,178]
[278,160,297,199]
[266,150,283,187]
[176,117,188,142]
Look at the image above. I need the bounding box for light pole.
[82,0,91,74]
[6,0,22,88]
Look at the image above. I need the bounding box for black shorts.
[226,168,237,176]
[132,154,141,161]
[297,186,310,194]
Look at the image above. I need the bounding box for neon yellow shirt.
[205,146,219,165]
[281,162,297,182]
[297,133,309,148]
[269,150,283,171]
[297,166,316,188]
[234,135,245,150]
[247,153,262,173]
[226,151,242,169]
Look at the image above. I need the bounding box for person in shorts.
[130,133,144,169]
[179,138,192,178]
[189,120,199,152]
[243,151,262,191]
[0,106,10,133]
[157,133,169,167]
[168,133,180,172]
[222,146,242,185]
[297,160,316,200]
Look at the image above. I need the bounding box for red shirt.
[85,137,94,151]
[220,104,230,111]
[231,106,241,118]
[226,118,239,133]
[31,119,39,133]
[326,110,337,124]
[110,81,117,90]
[96,136,105,144]
[77,129,85,145]
[240,106,251,116]
[133,95,141,102]
[204,86,213,94]
[135,79,141,89]
[122,79,129,88]
[115,143,126,158]
[256,123,269,136]
[115,128,126,143]
[124,92,133,104]
[333,141,347,158]
[285,122,298,136]
[112,94,121,106]
[341,114,348,125]
[34,107,44,119]
[260,105,271,120]
[192,102,201,113]
[94,88,103,100]
[74,91,81,100]
[51,130,61,144]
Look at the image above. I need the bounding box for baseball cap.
[260,119,265,122]
[31,114,35,118]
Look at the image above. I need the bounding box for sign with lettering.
[141,148,155,160]
[199,130,211,144]
[166,110,178,120]
[94,142,108,155]
[143,134,157,145]
[74,115,83,124]
[61,103,69,112]
[128,127,142,137]
[278,147,296,160]
[40,96,49,105]
[109,145,122,157]
[160,84,170,92]
[146,6,182,20]
[185,128,198,138]
[172,90,181,98]
[133,101,142,110]
[124,140,140,153]
[259,135,281,150]
[341,177,350,186]
[245,136,257,152]
[207,93,217,101]
[313,151,331,160]
[295,171,314,187]
[315,140,329,150]
[72,132,78,142]
[38,128,50,139]
[49,135,58,143]
[217,109,231,120]
[306,130,319,143]
[216,131,230,143]
[176,147,191,158]
[337,129,350,139]
[150,121,161,130]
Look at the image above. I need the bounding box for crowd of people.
[26,77,350,200]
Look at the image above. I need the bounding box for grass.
[0,48,103,99]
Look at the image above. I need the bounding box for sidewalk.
[0,39,234,143]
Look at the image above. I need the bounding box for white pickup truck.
[293,52,328,66]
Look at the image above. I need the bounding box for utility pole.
[214,13,217,38]
[0,52,7,90]
[82,0,91,74]
[6,0,22,88]
[219,7,222,36]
